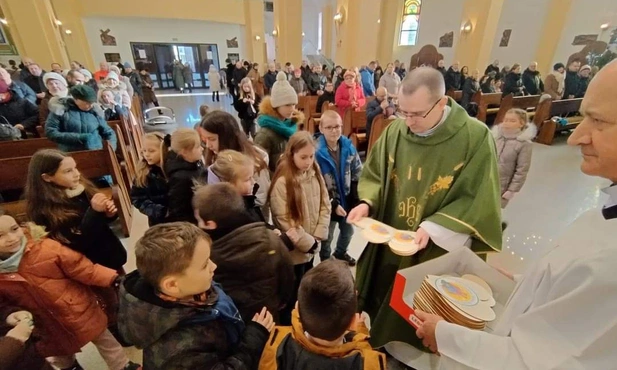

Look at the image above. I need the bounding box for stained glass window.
[399,0,422,46]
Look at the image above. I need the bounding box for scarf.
[65,183,85,198]
[257,114,298,139]
[157,289,214,307]
[0,237,26,273]
[550,71,565,94]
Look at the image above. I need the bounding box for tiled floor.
[77,92,611,369]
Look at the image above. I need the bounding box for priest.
[347,67,502,349]
[415,60,617,369]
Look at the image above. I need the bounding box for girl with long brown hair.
[268,131,331,323]
[234,77,261,139]
[130,132,169,226]
[24,149,127,271]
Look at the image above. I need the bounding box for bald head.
[400,67,445,101]
[375,86,388,101]
[529,62,538,71]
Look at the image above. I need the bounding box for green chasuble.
[355,98,502,349]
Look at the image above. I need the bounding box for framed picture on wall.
[227,53,240,63]
[104,53,122,63]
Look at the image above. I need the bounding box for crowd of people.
[1,49,615,370]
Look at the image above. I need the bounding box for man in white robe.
[414,60,617,369]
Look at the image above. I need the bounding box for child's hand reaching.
[91,193,110,213]
[6,311,33,326]
[6,320,34,343]
[252,307,275,332]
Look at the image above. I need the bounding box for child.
[259,260,386,369]
[315,111,363,266]
[198,110,270,216]
[99,88,128,121]
[268,131,331,324]
[0,213,139,370]
[234,77,261,139]
[208,65,221,102]
[199,103,210,118]
[164,128,206,223]
[24,149,127,271]
[130,132,169,226]
[117,222,275,370]
[492,108,536,208]
[193,183,295,322]
[255,72,304,174]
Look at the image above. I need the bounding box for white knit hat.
[42,72,67,87]
[270,71,298,108]
[106,71,119,81]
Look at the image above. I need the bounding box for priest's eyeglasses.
[395,98,441,119]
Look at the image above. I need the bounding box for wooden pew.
[446,89,463,103]
[472,92,502,122]
[107,122,137,190]
[535,98,583,145]
[0,138,56,159]
[367,116,396,154]
[304,96,320,133]
[348,110,368,152]
[0,142,132,236]
[495,94,541,124]
[312,102,336,129]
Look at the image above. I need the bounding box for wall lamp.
[461,20,473,34]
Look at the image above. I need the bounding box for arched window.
[399,0,421,46]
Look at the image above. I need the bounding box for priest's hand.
[347,203,369,224]
[415,310,444,354]
[415,227,430,250]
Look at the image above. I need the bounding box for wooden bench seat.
[495,94,541,124]
[0,138,56,159]
[535,98,583,145]
[472,92,502,122]
[367,116,396,154]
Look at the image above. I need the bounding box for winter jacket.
[306,72,326,96]
[461,78,480,108]
[437,66,447,80]
[544,72,564,100]
[125,71,143,97]
[263,71,277,92]
[0,226,117,357]
[492,125,536,207]
[359,68,376,97]
[164,150,206,224]
[269,168,331,265]
[98,81,132,108]
[522,69,544,95]
[444,67,462,91]
[315,135,362,218]
[102,104,128,121]
[141,73,158,104]
[172,63,185,89]
[182,65,194,85]
[258,309,386,370]
[484,64,500,77]
[234,94,261,121]
[316,91,335,113]
[206,220,294,322]
[247,69,265,97]
[0,94,39,133]
[563,70,579,98]
[130,165,168,226]
[378,72,402,96]
[23,73,45,101]
[289,77,307,95]
[93,69,109,82]
[9,81,36,104]
[575,76,590,98]
[45,97,117,153]
[32,190,127,271]
[226,63,235,86]
[233,67,248,87]
[502,72,525,97]
[365,98,394,138]
[335,83,366,117]
[208,70,222,91]
[118,271,269,370]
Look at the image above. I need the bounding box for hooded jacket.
[164,150,206,224]
[258,309,386,370]
[45,97,117,152]
[118,271,269,370]
[522,68,544,95]
[359,68,375,97]
[492,124,536,206]
[207,221,294,322]
[445,67,462,91]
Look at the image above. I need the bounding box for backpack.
[0,116,21,141]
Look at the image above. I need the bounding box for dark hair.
[298,260,357,340]
[285,62,291,67]
[553,63,565,71]
[135,222,211,288]
[199,110,267,172]
[193,183,245,227]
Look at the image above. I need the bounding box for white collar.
[602,184,617,207]
[415,105,452,137]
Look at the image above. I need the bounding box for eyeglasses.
[395,98,442,119]
[322,125,343,132]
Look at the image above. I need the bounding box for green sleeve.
[425,130,503,254]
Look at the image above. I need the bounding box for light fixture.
[333,12,343,23]
[65,29,72,35]
[0,18,7,25]
[461,20,473,34]
[377,19,381,24]
[272,29,278,37]
[255,35,261,41]
[600,23,610,30]
[55,19,63,26]
[302,32,305,37]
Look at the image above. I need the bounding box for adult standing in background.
[415,60,617,370]
[397,63,407,79]
[444,61,462,91]
[484,59,500,77]
[544,63,565,100]
[123,62,143,98]
[461,69,480,108]
[436,60,447,79]
[522,61,544,95]
[39,72,69,127]
[263,63,278,95]
[140,68,161,108]
[70,60,84,71]
[225,58,235,97]
[182,62,194,93]
[247,63,265,98]
[373,65,384,90]
[24,63,46,104]
[502,64,526,97]
[109,65,133,98]
[232,61,248,100]
[207,65,222,102]
[172,60,185,93]
[347,67,502,350]
[563,60,581,99]
[575,64,591,98]
[93,61,109,82]
[19,57,35,81]
[360,61,377,97]
[379,63,402,98]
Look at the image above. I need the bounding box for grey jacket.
[492,124,537,207]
